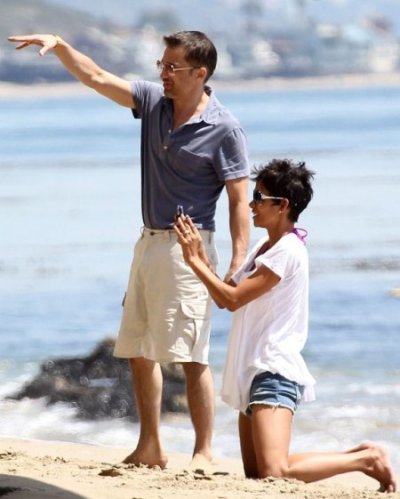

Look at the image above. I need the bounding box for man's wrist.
[52,34,63,47]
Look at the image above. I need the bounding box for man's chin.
[163,86,173,98]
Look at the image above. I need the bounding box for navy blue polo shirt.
[131,80,249,231]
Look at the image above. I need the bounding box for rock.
[7,338,187,420]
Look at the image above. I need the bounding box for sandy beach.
[1,71,400,99]
[0,438,398,499]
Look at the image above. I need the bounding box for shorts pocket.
[172,300,211,360]
[180,300,208,319]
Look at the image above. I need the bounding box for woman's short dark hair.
[251,159,315,222]
[163,31,217,82]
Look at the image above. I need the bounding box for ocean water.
[1,84,399,471]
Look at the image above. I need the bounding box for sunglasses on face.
[252,190,286,204]
[156,60,196,74]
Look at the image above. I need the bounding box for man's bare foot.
[364,445,397,493]
[188,452,213,472]
[122,449,168,469]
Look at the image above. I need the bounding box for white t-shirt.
[221,232,316,414]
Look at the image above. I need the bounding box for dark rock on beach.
[8,338,187,420]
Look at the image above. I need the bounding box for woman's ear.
[280,198,290,213]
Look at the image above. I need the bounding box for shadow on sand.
[0,474,86,498]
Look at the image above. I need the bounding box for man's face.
[158,46,201,99]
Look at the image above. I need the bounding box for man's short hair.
[163,31,217,82]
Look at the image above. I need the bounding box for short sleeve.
[256,236,304,279]
[130,81,163,119]
[257,245,289,279]
[214,127,250,181]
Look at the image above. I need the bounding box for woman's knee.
[257,461,289,479]
[243,461,259,479]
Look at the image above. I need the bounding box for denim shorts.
[246,371,305,415]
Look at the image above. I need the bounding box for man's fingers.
[14,40,54,57]
[39,45,51,57]
[8,36,33,44]
[15,41,31,50]
[8,35,55,56]
[10,38,38,52]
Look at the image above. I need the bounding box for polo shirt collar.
[162,85,219,126]
[201,85,219,125]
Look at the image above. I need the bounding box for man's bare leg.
[123,357,168,468]
[182,362,214,468]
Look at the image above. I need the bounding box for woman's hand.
[174,215,204,265]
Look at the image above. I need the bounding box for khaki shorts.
[114,227,218,364]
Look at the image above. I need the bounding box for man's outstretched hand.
[8,34,60,56]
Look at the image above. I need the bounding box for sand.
[0,437,398,499]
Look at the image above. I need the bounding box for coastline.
[0,437,398,499]
[1,71,400,98]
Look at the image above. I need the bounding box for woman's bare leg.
[238,411,258,478]
[287,445,397,492]
[250,405,293,478]
[242,405,397,492]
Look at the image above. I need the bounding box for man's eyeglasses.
[252,190,286,204]
[156,60,196,74]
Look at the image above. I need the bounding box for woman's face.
[249,182,285,229]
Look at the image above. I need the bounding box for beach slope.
[0,438,398,499]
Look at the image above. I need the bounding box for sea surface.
[1,83,399,472]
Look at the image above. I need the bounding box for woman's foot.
[362,444,397,493]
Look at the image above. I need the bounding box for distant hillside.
[1,0,110,40]
[43,0,208,29]
[1,0,141,83]
[2,0,399,83]
[4,0,399,42]
[43,0,400,35]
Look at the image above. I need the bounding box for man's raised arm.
[8,34,134,108]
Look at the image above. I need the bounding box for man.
[8,31,250,469]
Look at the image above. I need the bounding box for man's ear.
[196,66,208,81]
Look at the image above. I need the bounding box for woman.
[174,158,396,492]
